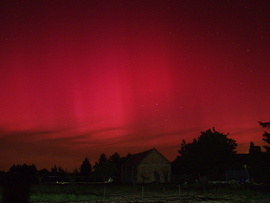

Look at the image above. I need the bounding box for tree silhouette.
[94,153,116,181]
[109,152,121,166]
[65,169,79,185]
[35,168,49,186]
[2,164,37,203]
[98,153,107,163]
[174,128,237,180]
[9,164,37,183]
[50,165,66,181]
[257,121,270,182]
[248,142,267,182]
[109,152,121,179]
[258,121,270,152]
[107,152,132,182]
[80,157,92,176]
[51,165,58,176]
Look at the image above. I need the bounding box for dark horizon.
[0,130,266,173]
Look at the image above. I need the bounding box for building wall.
[122,166,137,183]
[136,150,171,184]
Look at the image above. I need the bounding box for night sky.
[1,0,270,171]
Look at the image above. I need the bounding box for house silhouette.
[121,148,171,184]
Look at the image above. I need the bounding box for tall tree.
[94,153,116,181]
[79,158,92,176]
[258,121,270,152]
[109,152,121,178]
[109,152,121,166]
[175,128,237,179]
[98,153,107,163]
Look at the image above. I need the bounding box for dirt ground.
[31,191,270,203]
[104,193,269,203]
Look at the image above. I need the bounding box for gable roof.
[122,148,170,168]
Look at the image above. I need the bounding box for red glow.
[0,1,270,171]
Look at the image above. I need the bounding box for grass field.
[1,183,270,202]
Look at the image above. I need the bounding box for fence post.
[103,183,106,199]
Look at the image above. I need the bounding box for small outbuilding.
[121,148,171,184]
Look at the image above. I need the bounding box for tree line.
[172,123,270,183]
[0,121,269,185]
[0,152,132,185]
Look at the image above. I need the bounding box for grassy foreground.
[1,183,270,202]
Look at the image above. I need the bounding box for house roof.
[122,148,170,168]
